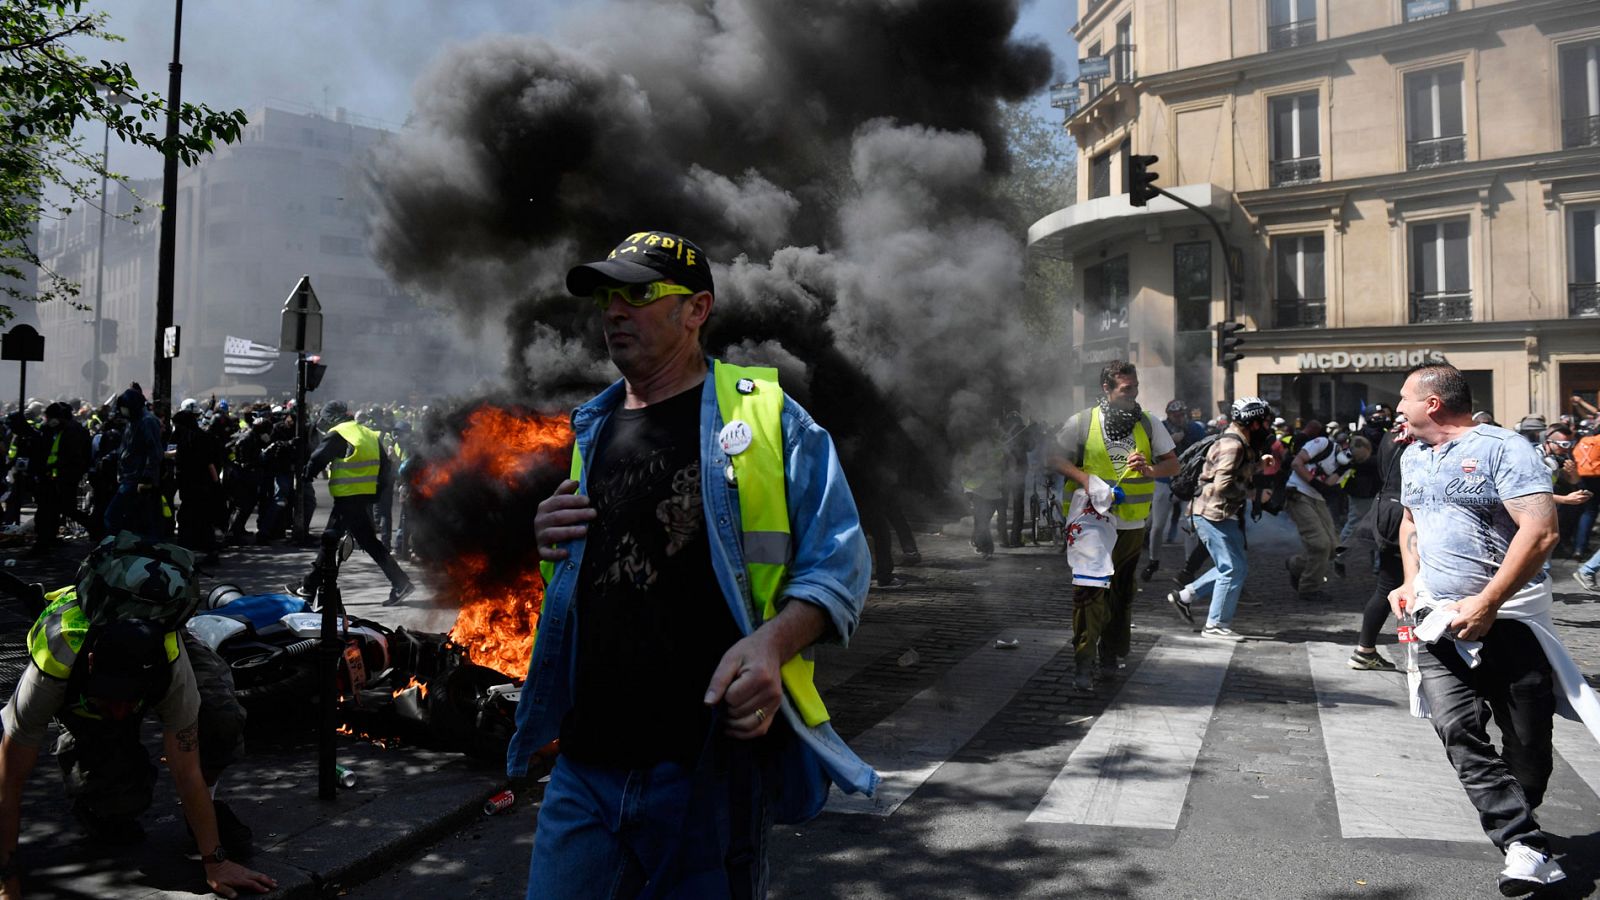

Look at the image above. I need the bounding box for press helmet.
[1231,397,1273,425]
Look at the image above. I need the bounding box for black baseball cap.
[83,619,171,701]
[566,231,714,297]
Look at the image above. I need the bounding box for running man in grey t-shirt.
[1389,364,1566,894]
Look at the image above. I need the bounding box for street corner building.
[1032,0,1600,423]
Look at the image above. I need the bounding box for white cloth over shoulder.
[1410,578,1600,749]
[1066,484,1117,588]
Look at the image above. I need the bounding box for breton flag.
[224,335,280,376]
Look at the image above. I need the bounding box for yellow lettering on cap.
[645,234,661,246]
[685,249,696,266]
[626,232,648,242]
[661,237,675,250]
[617,246,639,255]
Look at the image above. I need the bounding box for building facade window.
[1113,17,1135,84]
[1405,66,1466,170]
[1174,242,1212,333]
[1569,207,1600,318]
[1269,92,1321,186]
[1083,255,1130,340]
[1273,235,1326,328]
[1091,150,1113,199]
[1404,0,1453,23]
[1267,0,1316,51]
[1560,43,1600,150]
[1409,219,1472,323]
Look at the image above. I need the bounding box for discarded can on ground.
[896,649,919,667]
[484,789,516,816]
[334,764,357,789]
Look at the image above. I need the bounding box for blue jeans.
[527,746,773,900]
[1579,544,1600,577]
[1185,516,1247,628]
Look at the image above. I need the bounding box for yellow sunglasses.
[592,281,694,309]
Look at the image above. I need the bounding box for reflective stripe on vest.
[1064,406,1155,522]
[46,432,61,477]
[27,587,180,680]
[328,421,381,496]
[539,362,831,729]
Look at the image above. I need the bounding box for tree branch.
[0,16,97,53]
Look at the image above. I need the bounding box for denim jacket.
[507,368,880,816]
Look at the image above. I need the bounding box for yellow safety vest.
[1063,406,1155,522]
[45,432,61,478]
[27,587,179,681]
[539,361,831,728]
[328,421,381,497]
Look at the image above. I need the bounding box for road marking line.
[1026,635,1234,829]
[1554,714,1600,800]
[826,628,1073,817]
[1304,642,1488,843]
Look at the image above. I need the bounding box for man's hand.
[1556,490,1591,507]
[534,479,596,562]
[1447,593,1500,641]
[1127,450,1154,478]
[1387,582,1416,620]
[204,859,277,898]
[704,630,784,740]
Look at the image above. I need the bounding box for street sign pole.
[3,326,46,410]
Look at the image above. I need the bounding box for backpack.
[1169,433,1246,502]
[73,531,201,633]
[1575,434,1600,478]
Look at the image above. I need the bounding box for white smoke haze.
[369,0,1056,489]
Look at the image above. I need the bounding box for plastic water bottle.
[1397,598,1423,717]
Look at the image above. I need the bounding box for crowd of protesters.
[0,385,426,564]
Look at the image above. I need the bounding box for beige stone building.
[1030,0,1600,426]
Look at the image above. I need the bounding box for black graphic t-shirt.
[560,381,740,768]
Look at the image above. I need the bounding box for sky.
[82,0,1079,180]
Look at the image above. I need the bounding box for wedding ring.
[754,707,766,724]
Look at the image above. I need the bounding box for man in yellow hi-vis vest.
[513,231,875,900]
[294,401,413,606]
[1047,361,1180,693]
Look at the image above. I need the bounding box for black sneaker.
[1331,555,1347,578]
[1166,590,1194,625]
[1347,651,1397,671]
[1285,559,1302,592]
[1140,559,1160,582]
[874,575,907,591]
[1572,570,1600,594]
[384,580,416,607]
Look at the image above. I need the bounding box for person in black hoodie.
[18,402,93,552]
[1347,416,1416,670]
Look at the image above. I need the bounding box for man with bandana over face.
[1047,361,1180,692]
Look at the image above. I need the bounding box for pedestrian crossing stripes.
[826,628,1075,816]
[826,632,1600,842]
[1303,641,1488,843]
[1027,636,1235,828]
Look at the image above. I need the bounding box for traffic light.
[303,354,328,392]
[100,319,118,354]
[1216,321,1246,367]
[1129,154,1160,207]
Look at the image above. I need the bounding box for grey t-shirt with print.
[1399,424,1551,601]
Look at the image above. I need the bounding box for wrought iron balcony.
[1274,298,1326,329]
[1571,282,1600,318]
[1270,155,1322,187]
[1406,134,1466,170]
[1564,115,1600,150]
[1268,20,1317,51]
[1410,290,1473,323]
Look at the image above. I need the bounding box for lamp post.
[153,0,184,404]
[91,91,130,405]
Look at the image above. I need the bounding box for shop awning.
[1027,183,1234,258]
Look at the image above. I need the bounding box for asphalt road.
[342,514,1600,900]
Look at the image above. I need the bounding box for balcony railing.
[1564,115,1600,150]
[1274,298,1327,329]
[1270,155,1322,187]
[1410,290,1473,323]
[1407,134,1467,170]
[1571,282,1600,318]
[1267,20,1317,51]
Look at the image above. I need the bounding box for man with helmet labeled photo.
[1167,397,1274,639]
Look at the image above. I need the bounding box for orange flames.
[392,676,428,699]
[414,407,572,678]
[447,554,544,678]
[414,406,573,500]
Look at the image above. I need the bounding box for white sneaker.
[1200,625,1246,642]
[1497,842,1565,897]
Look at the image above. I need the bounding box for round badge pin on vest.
[735,378,757,395]
[719,420,754,455]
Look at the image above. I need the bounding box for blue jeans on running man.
[1186,516,1248,628]
[1579,544,1600,579]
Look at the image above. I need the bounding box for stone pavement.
[0,490,515,900]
